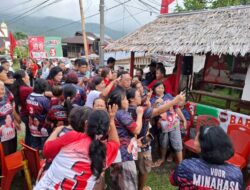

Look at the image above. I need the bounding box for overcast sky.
[0,0,183,32]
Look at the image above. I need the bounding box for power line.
[137,0,160,11]
[0,0,33,13]
[43,0,131,34]
[107,10,145,25]
[11,0,65,24]
[8,0,51,24]
[113,0,158,14]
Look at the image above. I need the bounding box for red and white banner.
[28,36,47,60]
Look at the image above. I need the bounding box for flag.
[9,32,16,60]
[160,0,175,14]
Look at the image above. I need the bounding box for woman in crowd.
[93,97,107,111]
[46,84,77,134]
[148,65,173,95]
[126,87,185,190]
[11,70,32,146]
[0,81,21,155]
[64,71,86,106]
[26,79,51,149]
[46,66,63,89]
[37,106,93,181]
[101,67,113,86]
[108,89,144,190]
[35,106,120,190]
[170,125,243,190]
[85,75,119,108]
[150,81,187,166]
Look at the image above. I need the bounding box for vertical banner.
[28,36,47,60]
[45,36,63,58]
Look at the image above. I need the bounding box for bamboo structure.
[105,5,250,56]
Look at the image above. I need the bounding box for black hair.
[47,66,62,80]
[77,59,88,67]
[65,71,78,84]
[136,68,143,75]
[117,71,129,78]
[33,78,48,94]
[156,65,166,76]
[126,88,137,103]
[87,110,110,179]
[107,89,126,109]
[152,81,165,95]
[157,62,164,68]
[68,106,92,132]
[0,66,4,73]
[1,60,8,65]
[199,126,234,165]
[74,59,81,67]
[89,76,103,90]
[93,97,106,107]
[52,85,63,97]
[101,67,110,78]
[63,84,77,115]
[11,70,28,112]
[107,57,116,64]
[95,66,104,75]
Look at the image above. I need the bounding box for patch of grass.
[146,162,177,190]
[192,87,249,115]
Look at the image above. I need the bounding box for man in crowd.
[107,57,116,70]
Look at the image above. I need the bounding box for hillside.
[0,14,125,40]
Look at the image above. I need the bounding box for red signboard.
[28,36,47,60]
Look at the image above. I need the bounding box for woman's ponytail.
[87,110,110,179]
[89,139,106,179]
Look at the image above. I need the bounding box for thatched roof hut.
[105,5,250,56]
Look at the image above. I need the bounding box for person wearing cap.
[144,60,156,86]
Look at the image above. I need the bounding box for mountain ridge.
[0,14,125,40]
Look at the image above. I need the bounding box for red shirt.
[30,63,39,78]
[148,78,173,95]
[19,85,33,116]
[103,78,110,86]
[36,131,119,190]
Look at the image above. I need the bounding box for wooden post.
[130,51,135,77]
[79,0,89,62]
[174,54,183,95]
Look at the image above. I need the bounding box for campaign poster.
[45,36,63,58]
[203,55,232,85]
[28,36,47,60]
[187,102,250,132]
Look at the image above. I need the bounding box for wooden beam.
[130,51,135,77]
[174,54,183,95]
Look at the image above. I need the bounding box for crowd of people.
[0,56,244,190]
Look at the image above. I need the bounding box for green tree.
[14,32,28,40]
[183,0,207,10]
[175,0,250,12]
[211,0,241,8]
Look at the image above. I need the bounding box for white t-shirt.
[85,90,101,108]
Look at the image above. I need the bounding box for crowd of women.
[0,56,245,190]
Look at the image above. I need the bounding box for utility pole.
[79,0,89,62]
[99,0,105,66]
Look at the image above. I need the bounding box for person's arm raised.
[100,77,120,97]
[132,106,144,135]
[108,104,120,145]
[152,92,185,117]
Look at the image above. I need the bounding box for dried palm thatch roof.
[105,5,250,56]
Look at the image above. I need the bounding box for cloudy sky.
[0,0,183,32]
